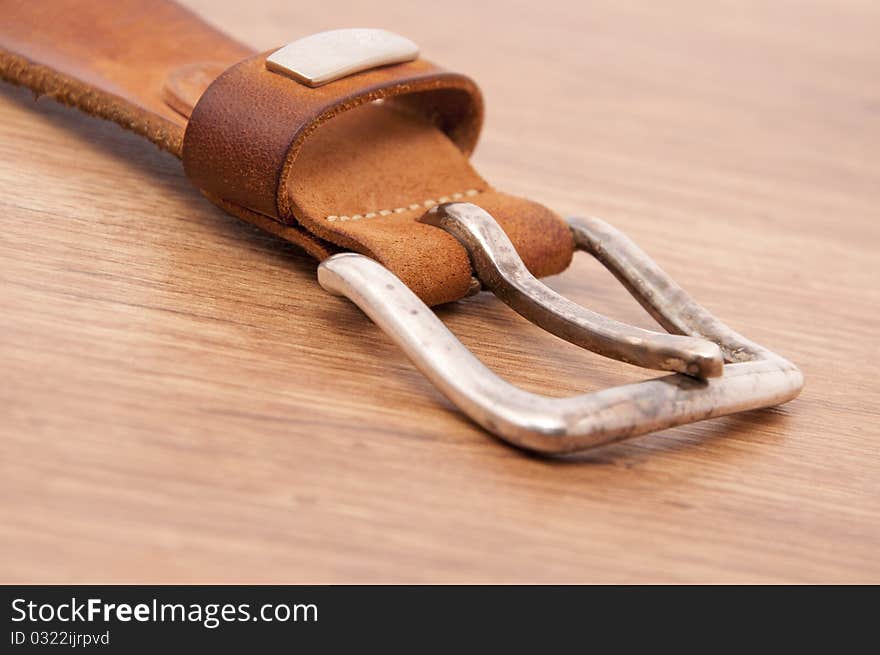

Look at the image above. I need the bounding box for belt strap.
[0,0,804,452]
[0,0,573,305]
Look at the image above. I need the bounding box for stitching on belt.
[326,189,481,222]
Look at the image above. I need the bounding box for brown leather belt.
[0,0,803,453]
[0,0,572,306]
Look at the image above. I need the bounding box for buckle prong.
[317,203,803,454]
[420,203,724,379]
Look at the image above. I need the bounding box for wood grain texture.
[1,0,878,583]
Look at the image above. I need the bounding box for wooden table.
[1,0,877,583]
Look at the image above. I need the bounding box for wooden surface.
[1,0,878,583]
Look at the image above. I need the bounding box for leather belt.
[0,0,572,306]
[0,0,802,453]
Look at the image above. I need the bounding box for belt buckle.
[317,203,803,454]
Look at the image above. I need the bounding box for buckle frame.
[317,203,803,454]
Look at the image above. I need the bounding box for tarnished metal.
[317,203,803,454]
[420,203,724,378]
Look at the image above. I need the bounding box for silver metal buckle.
[317,203,803,454]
